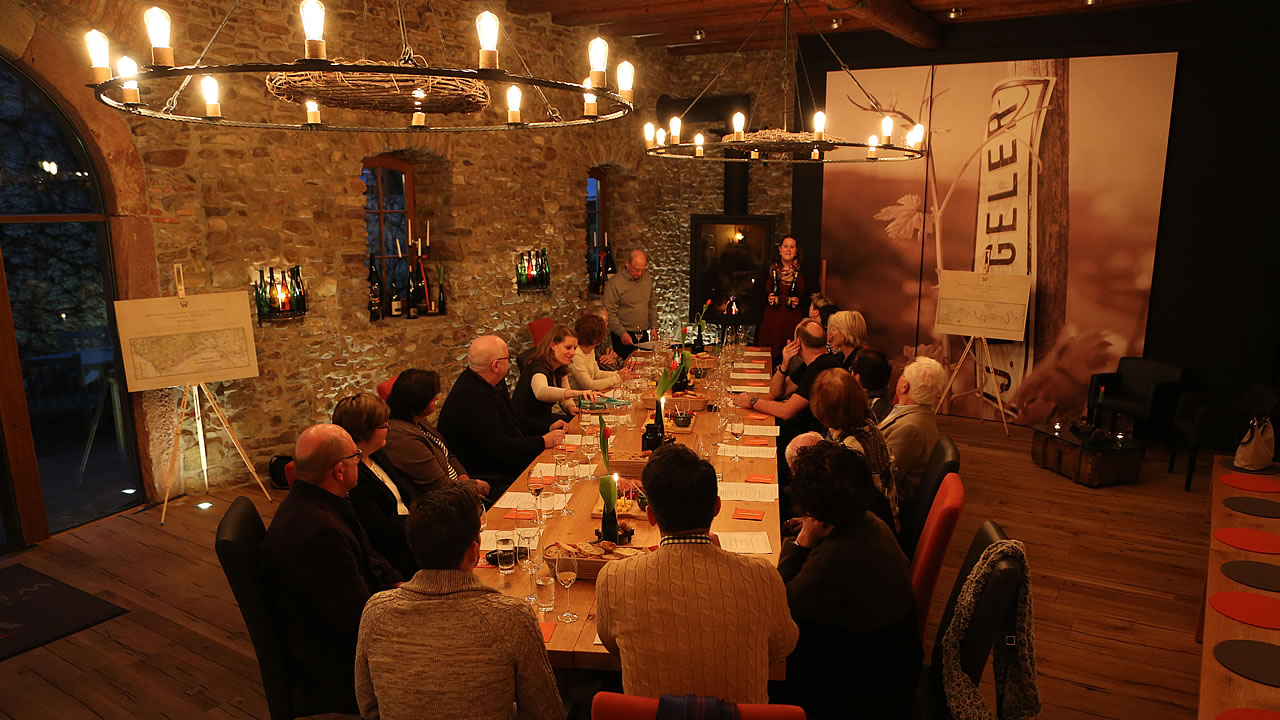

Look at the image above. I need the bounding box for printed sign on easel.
[113,290,259,392]
[935,270,1031,342]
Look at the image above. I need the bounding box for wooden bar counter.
[475,361,782,672]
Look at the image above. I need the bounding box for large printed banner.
[821,54,1176,425]
[974,77,1055,409]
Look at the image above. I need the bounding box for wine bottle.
[416,258,432,316]
[388,259,404,317]
[367,253,383,322]
[526,251,536,285]
[436,261,447,314]
[517,253,526,290]
[405,248,420,319]
[267,267,280,312]
[256,269,268,315]
[292,266,307,312]
[539,248,550,288]
[279,269,291,311]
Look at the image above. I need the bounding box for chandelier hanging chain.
[425,0,449,59]
[743,4,785,135]
[485,2,560,122]
[161,0,241,114]
[796,29,820,121]
[788,0,901,120]
[676,0,781,125]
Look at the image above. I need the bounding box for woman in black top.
[332,392,418,579]
[775,441,921,719]
[825,310,867,370]
[511,324,598,435]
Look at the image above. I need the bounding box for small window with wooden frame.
[361,154,416,299]
[586,167,612,296]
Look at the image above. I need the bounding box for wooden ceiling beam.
[827,0,940,49]
[545,0,784,28]
[616,10,870,43]
[633,19,871,48]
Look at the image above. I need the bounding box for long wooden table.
[476,359,783,671]
[1197,456,1280,717]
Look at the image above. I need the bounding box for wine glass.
[729,420,745,462]
[565,459,581,488]
[555,554,579,623]
[582,428,599,470]
[555,464,574,516]
[517,527,541,605]
[528,482,547,526]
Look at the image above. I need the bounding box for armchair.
[1087,357,1182,440]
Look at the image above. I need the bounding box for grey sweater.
[603,270,658,337]
[355,570,563,720]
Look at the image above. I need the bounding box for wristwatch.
[749,396,759,408]
[776,364,788,377]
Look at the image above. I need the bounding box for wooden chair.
[529,316,555,347]
[916,520,1023,720]
[899,436,960,559]
[214,497,300,720]
[910,472,965,644]
[591,692,805,719]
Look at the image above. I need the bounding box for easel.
[160,266,271,524]
[934,250,1011,437]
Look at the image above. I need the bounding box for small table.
[1030,423,1147,487]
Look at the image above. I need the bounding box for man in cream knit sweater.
[355,482,563,720]
[596,445,799,703]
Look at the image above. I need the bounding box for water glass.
[535,562,556,615]
[496,531,517,575]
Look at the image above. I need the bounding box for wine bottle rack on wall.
[255,265,308,326]
[515,248,552,294]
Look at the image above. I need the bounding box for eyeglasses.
[335,449,363,467]
[375,423,390,430]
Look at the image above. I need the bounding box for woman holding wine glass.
[512,324,600,435]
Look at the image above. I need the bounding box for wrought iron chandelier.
[643,0,924,164]
[81,2,635,133]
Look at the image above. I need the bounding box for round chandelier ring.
[645,139,924,164]
[89,61,634,132]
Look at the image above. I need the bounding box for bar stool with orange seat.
[591,692,805,719]
[909,472,964,643]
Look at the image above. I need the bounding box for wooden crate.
[1031,430,1144,487]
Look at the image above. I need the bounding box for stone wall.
[9,0,795,496]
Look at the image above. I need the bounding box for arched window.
[0,56,141,546]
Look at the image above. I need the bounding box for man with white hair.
[438,335,567,501]
[878,356,946,508]
[603,248,657,360]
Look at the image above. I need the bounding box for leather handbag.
[1234,417,1275,471]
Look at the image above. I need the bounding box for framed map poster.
[112,291,259,392]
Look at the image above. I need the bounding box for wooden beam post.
[828,0,940,49]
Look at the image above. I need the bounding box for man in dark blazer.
[260,423,402,716]
[438,335,567,501]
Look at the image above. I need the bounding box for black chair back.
[1114,357,1182,399]
[900,436,960,558]
[214,497,296,720]
[918,521,1023,719]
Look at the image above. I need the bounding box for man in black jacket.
[260,423,402,716]
[439,335,567,501]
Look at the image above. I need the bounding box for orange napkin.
[745,438,769,446]
[746,474,773,484]
[476,555,493,568]
[504,509,537,520]
[747,382,767,387]
[746,413,769,420]
[557,445,579,453]
[540,622,556,643]
[732,508,766,521]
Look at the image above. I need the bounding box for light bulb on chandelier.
[144,7,173,67]
[300,0,327,60]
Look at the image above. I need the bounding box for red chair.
[591,692,805,719]
[284,461,296,488]
[376,373,400,401]
[529,317,555,347]
[910,471,964,643]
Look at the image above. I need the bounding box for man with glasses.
[604,248,657,360]
[438,335,567,502]
[260,423,403,716]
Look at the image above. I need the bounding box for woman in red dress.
[754,236,807,364]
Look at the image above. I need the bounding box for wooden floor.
[0,416,1210,719]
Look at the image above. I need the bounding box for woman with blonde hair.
[826,310,868,370]
[512,324,599,435]
[808,367,899,534]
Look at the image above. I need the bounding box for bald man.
[260,424,402,716]
[438,335,567,501]
[603,248,657,360]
